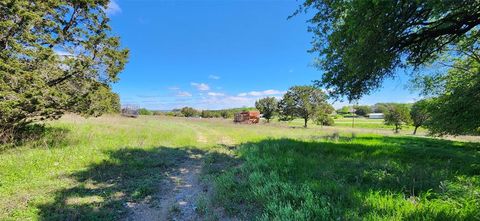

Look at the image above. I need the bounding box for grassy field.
[333,117,426,132]
[0,115,479,220]
[280,117,424,132]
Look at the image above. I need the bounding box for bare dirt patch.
[125,151,204,221]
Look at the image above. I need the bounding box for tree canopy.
[278,85,332,128]
[419,55,480,135]
[410,99,431,135]
[255,97,278,123]
[181,107,199,117]
[299,0,480,101]
[354,105,372,117]
[0,0,129,142]
[384,104,411,133]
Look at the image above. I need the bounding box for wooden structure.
[121,105,139,118]
[234,111,260,124]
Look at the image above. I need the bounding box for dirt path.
[126,122,237,221]
[126,151,204,221]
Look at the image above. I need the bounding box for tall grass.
[0,115,200,220]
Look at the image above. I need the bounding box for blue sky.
[108,0,420,110]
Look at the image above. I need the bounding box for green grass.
[209,135,480,220]
[0,115,201,220]
[333,117,425,131]
[1,115,479,220]
[267,117,426,134]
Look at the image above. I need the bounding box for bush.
[181,107,199,117]
[220,111,233,119]
[354,105,372,117]
[315,114,335,126]
[333,114,343,119]
[323,117,335,126]
[138,108,152,115]
[165,111,183,117]
[384,104,411,133]
[152,111,164,116]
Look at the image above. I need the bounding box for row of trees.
[256,85,334,128]
[135,85,335,129]
[382,99,464,136]
[137,107,256,119]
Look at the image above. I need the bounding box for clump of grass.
[195,194,208,216]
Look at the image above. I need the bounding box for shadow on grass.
[0,126,72,153]
[214,135,480,220]
[37,146,220,221]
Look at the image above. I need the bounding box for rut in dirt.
[125,149,205,221]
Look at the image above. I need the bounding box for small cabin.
[368,113,384,119]
[234,111,260,124]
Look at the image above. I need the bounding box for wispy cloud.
[191,82,210,91]
[177,91,193,97]
[207,92,225,97]
[168,86,180,90]
[194,96,256,109]
[238,89,285,97]
[136,95,161,98]
[106,0,122,15]
[208,74,220,80]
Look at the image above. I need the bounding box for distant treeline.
[136,107,256,119]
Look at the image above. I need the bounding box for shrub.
[138,108,152,115]
[181,107,199,117]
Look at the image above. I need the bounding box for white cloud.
[177,91,192,97]
[195,96,256,109]
[237,89,285,97]
[208,74,220,80]
[207,92,225,97]
[168,86,180,90]
[191,82,210,91]
[106,0,122,15]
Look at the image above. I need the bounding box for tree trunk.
[413,126,418,135]
[395,125,399,133]
[304,118,308,128]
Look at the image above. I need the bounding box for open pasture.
[0,115,479,220]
